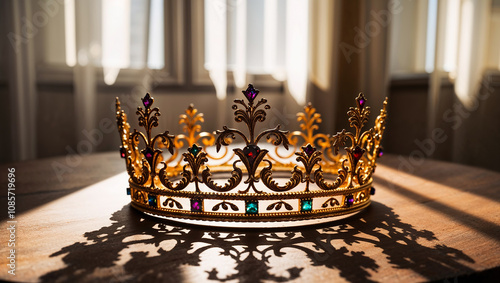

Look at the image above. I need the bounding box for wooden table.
[1,152,499,282]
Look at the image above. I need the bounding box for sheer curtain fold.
[453,0,491,106]
[204,0,309,103]
[204,0,227,100]
[308,0,391,132]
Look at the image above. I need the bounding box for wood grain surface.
[0,152,499,282]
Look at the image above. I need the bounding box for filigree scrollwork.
[357,98,388,185]
[356,191,367,203]
[260,161,302,192]
[212,201,239,212]
[164,104,230,166]
[163,198,183,209]
[273,104,332,163]
[122,93,175,187]
[266,201,293,211]
[214,84,290,194]
[202,161,243,192]
[314,159,349,190]
[116,99,147,185]
[321,197,340,208]
[132,190,147,205]
[295,144,322,191]
[159,144,208,192]
[326,93,374,188]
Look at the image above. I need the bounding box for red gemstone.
[120,147,126,158]
[242,84,259,101]
[143,147,155,165]
[304,144,316,157]
[352,146,364,161]
[243,145,260,165]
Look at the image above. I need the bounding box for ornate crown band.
[116,84,388,227]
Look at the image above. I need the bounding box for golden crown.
[115,84,388,227]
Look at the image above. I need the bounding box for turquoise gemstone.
[189,144,201,157]
[301,199,312,212]
[245,200,258,214]
[148,194,157,207]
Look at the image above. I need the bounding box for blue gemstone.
[301,199,313,212]
[345,195,354,207]
[148,194,157,207]
[370,187,376,195]
[126,187,131,195]
[245,200,258,214]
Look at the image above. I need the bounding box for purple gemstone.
[143,147,154,165]
[191,198,202,212]
[192,202,200,210]
[242,84,259,101]
[120,147,126,158]
[359,99,365,109]
[352,146,365,161]
[142,93,153,108]
[243,145,260,165]
[304,144,316,157]
[345,195,354,207]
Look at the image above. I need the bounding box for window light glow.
[102,0,131,85]
[147,0,165,69]
[443,0,460,73]
[64,0,76,67]
[425,0,438,73]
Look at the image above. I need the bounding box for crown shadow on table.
[40,202,474,283]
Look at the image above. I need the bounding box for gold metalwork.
[272,104,333,163]
[163,104,230,167]
[115,85,388,224]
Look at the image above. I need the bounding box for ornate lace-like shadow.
[40,202,474,283]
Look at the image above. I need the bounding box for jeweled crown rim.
[116,84,388,224]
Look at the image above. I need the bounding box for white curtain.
[390,0,498,134]
[427,0,495,133]
[204,0,309,104]
[453,0,492,106]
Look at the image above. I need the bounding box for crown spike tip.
[242,84,259,102]
[356,93,367,109]
[142,93,154,109]
[115,97,121,111]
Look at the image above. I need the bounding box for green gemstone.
[246,200,258,214]
[301,199,312,212]
[189,144,201,157]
